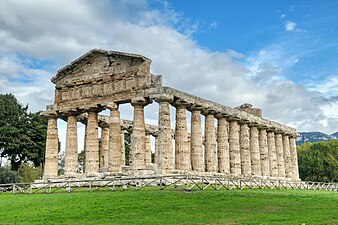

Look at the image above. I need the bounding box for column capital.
[215,113,228,119]
[105,102,119,111]
[131,97,151,106]
[238,120,250,125]
[267,127,276,132]
[227,116,240,122]
[248,122,259,127]
[201,108,217,115]
[187,104,204,112]
[150,93,174,103]
[40,110,59,118]
[172,99,190,109]
[80,105,103,113]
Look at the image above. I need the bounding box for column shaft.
[157,100,174,172]
[120,131,125,166]
[204,114,217,172]
[217,117,229,174]
[99,126,109,171]
[267,131,278,178]
[175,106,190,170]
[108,107,122,172]
[240,123,251,177]
[229,120,241,175]
[145,133,152,165]
[259,129,270,177]
[289,136,299,180]
[84,111,99,174]
[131,103,147,170]
[275,133,286,178]
[64,115,78,177]
[283,134,292,178]
[250,126,261,176]
[43,116,59,179]
[190,110,204,172]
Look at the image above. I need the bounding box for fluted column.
[43,115,59,179]
[275,132,285,178]
[174,101,190,170]
[154,94,174,173]
[131,97,149,170]
[249,124,261,177]
[190,109,204,172]
[99,125,109,172]
[204,112,217,172]
[283,134,292,178]
[107,104,122,172]
[64,114,78,177]
[259,128,270,177]
[154,136,159,164]
[145,132,152,165]
[121,131,125,166]
[229,119,241,175]
[216,116,229,174]
[84,109,100,175]
[267,130,278,178]
[240,122,251,177]
[289,135,299,180]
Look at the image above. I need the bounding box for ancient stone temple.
[42,49,299,181]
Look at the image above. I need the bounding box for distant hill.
[297,132,337,146]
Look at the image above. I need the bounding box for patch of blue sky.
[14,52,56,71]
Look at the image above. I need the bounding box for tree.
[297,140,338,182]
[18,163,42,183]
[0,94,47,171]
[0,166,20,184]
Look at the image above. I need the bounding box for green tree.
[0,166,20,184]
[297,140,338,182]
[0,94,47,171]
[18,163,42,183]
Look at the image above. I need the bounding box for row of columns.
[43,96,299,180]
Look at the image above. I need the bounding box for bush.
[0,166,20,184]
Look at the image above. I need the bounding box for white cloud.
[285,20,297,31]
[0,0,338,152]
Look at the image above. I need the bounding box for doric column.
[283,134,292,178]
[275,132,286,178]
[131,97,149,170]
[259,128,270,177]
[145,132,152,165]
[107,103,122,172]
[240,121,251,177]
[267,130,278,178]
[173,100,190,170]
[229,119,241,175]
[289,134,299,180]
[203,111,217,173]
[190,109,204,172]
[154,136,159,164]
[153,94,174,173]
[43,114,59,179]
[121,131,125,166]
[64,113,79,177]
[99,125,109,172]
[249,124,261,177]
[84,108,100,175]
[216,115,229,174]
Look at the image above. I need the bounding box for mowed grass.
[0,188,337,224]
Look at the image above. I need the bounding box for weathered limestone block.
[43,116,59,179]
[283,134,292,178]
[289,135,299,180]
[204,113,217,172]
[64,114,79,177]
[108,104,122,172]
[267,131,278,178]
[153,94,174,172]
[121,131,125,166]
[240,122,251,177]
[145,133,152,165]
[84,110,100,175]
[99,126,109,172]
[174,103,190,170]
[229,120,241,175]
[131,97,149,170]
[249,125,261,176]
[275,133,286,178]
[259,128,270,177]
[216,116,229,174]
[190,110,204,172]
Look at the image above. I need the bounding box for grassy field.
[0,188,337,224]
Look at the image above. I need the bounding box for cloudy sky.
[1,0,338,140]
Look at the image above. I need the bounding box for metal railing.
[0,175,337,195]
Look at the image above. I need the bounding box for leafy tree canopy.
[297,140,338,182]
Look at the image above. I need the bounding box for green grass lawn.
[0,188,337,224]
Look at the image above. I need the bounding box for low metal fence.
[0,175,337,195]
